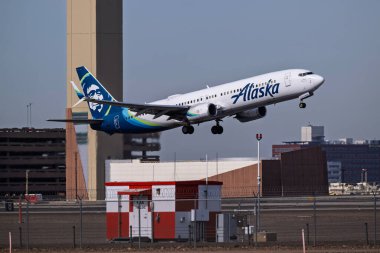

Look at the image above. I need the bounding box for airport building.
[273,125,380,184]
[106,147,328,198]
[0,128,66,199]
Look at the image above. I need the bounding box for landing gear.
[211,121,223,135]
[182,125,194,134]
[299,102,306,109]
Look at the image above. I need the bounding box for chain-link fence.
[0,195,379,250]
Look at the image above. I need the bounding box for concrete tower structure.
[66,0,124,200]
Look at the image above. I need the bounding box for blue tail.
[76,66,120,119]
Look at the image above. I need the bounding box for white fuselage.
[130,69,324,129]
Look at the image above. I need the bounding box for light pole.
[256,133,262,232]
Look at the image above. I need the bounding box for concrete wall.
[106,159,257,182]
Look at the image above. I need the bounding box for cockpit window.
[298,71,314,77]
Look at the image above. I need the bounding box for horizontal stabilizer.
[47,119,103,124]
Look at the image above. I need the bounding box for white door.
[284,72,292,87]
[130,196,151,238]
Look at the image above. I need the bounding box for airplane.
[48,66,324,135]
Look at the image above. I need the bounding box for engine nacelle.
[187,103,217,122]
[235,106,267,123]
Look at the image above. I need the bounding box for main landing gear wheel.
[299,102,306,109]
[182,125,194,134]
[211,125,223,135]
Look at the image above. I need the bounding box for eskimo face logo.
[87,84,104,112]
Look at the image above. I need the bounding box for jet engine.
[235,106,267,123]
[187,103,217,122]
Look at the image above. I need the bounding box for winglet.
[69,81,85,107]
[70,81,84,99]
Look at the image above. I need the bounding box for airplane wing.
[47,119,103,124]
[84,97,190,121]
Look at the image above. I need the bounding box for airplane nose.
[312,74,324,89]
[315,75,325,86]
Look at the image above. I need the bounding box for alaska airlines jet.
[49,66,324,135]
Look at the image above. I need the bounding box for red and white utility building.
[105,180,222,241]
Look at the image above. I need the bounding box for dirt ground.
[2,245,380,253]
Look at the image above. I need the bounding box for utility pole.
[29,103,32,127]
[26,104,29,127]
[256,133,262,232]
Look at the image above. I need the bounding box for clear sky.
[1,0,379,161]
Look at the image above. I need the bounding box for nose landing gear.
[298,92,313,109]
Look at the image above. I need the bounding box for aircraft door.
[284,72,292,87]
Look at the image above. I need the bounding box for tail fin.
[76,66,118,119]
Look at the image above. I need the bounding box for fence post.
[365,222,369,245]
[79,198,83,249]
[72,225,76,248]
[26,200,29,253]
[193,221,197,248]
[188,224,192,245]
[9,232,12,253]
[255,198,258,246]
[130,225,133,244]
[138,197,141,249]
[18,226,22,248]
[374,192,377,246]
[248,221,251,246]
[302,229,306,253]
[306,223,310,245]
[313,193,317,247]
[228,213,231,243]
[118,195,121,238]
